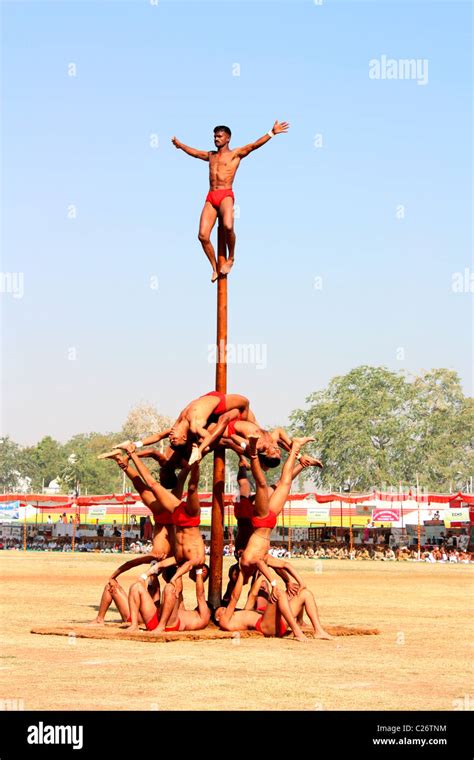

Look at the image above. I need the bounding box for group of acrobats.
[92,390,332,642]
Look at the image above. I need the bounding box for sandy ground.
[1,552,472,711]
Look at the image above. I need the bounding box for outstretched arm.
[172,137,209,161]
[110,554,160,580]
[219,570,245,628]
[235,120,289,159]
[139,429,172,447]
[168,558,203,589]
[142,556,177,577]
[266,555,306,590]
[134,448,166,463]
[255,559,280,601]
[195,572,210,621]
[244,574,268,610]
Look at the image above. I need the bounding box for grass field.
[1,552,472,711]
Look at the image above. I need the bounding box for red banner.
[1,490,472,508]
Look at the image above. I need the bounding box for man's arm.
[255,559,280,602]
[235,120,289,159]
[139,429,172,447]
[168,559,197,590]
[171,465,191,501]
[266,555,306,590]
[141,556,177,578]
[274,566,299,595]
[194,572,210,621]
[172,137,209,161]
[244,574,268,610]
[110,554,159,580]
[134,447,165,463]
[218,571,245,629]
[221,436,248,458]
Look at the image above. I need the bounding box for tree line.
[1,367,472,495]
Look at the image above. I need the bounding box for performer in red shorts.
[109,391,249,463]
[243,574,333,640]
[171,121,290,282]
[238,435,315,588]
[150,566,211,633]
[214,572,307,642]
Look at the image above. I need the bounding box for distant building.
[43,479,61,495]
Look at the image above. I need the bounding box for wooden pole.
[288,500,292,554]
[416,474,421,559]
[23,506,27,552]
[72,508,76,554]
[209,222,227,608]
[349,502,353,552]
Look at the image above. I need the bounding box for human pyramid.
[93,392,331,642]
[92,121,332,641]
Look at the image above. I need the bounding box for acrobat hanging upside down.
[171,120,290,283]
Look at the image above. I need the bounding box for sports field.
[1,552,472,711]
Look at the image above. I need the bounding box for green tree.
[21,436,67,492]
[0,436,23,491]
[290,366,473,492]
[61,433,126,495]
[405,369,474,491]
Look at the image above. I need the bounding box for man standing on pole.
[171,120,290,282]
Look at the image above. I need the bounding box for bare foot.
[292,436,315,453]
[98,449,122,460]
[188,445,201,466]
[247,434,260,458]
[314,630,334,640]
[211,270,218,283]
[114,439,132,450]
[85,618,104,627]
[300,456,323,469]
[293,633,309,643]
[120,623,138,632]
[220,258,234,275]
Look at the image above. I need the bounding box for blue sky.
[1,0,472,445]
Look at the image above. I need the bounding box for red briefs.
[234,496,253,521]
[251,512,277,530]
[255,615,287,638]
[226,414,244,438]
[155,510,174,526]
[146,610,160,631]
[205,188,234,210]
[172,502,201,528]
[164,618,181,632]
[203,390,227,424]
